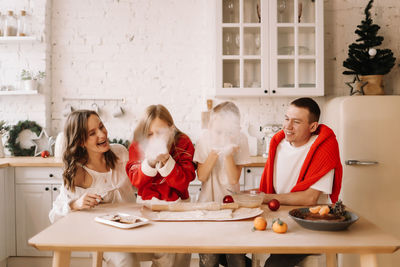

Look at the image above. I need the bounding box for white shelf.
[0,36,38,43]
[0,90,38,95]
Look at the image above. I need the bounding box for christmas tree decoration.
[32,129,55,157]
[368,48,377,57]
[342,0,396,95]
[343,0,395,76]
[6,120,42,156]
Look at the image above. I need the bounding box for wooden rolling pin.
[150,202,239,211]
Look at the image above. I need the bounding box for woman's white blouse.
[49,144,136,223]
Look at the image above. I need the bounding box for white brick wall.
[1,0,399,153]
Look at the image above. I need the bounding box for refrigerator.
[323,96,400,267]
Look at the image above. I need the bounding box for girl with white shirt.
[49,110,138,267]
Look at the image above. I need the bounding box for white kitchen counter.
[0,156,267,168]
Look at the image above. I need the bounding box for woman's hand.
[70,192,101,211]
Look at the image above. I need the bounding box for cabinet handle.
[49,174,54,178]
[247,169,251,173]
[45,187,50,191]
[53,187,58,191]
[272,90,276,94]
[264,90,268,94]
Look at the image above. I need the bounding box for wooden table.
[29,203,400,267]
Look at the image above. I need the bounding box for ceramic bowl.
[289,208,359,231]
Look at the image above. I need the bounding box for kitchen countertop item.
[289,208,359,231]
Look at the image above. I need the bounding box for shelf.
[0,90,38,95]
[0,36,38,43]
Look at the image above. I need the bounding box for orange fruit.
[319,205,330,216]
[253,216,267,231]
[309,206,321,214]
[272,218,288,234]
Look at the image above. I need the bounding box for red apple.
[41,150,50,158]
[223,195,234,203]
[268,199,280,211]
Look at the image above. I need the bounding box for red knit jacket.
[126,134,196,201]
[259,124,342,203]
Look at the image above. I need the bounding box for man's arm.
[262,187,321,206]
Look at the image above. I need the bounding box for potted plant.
[342,0,396,95]
[20,69,46,91]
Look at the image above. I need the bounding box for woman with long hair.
[49,110,138,267]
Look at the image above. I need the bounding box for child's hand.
[71,193,101,211]
[148,153,170,168]
[219,144,239,157]
[210,149,220,158]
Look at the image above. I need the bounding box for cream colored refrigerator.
[324,96,400,267]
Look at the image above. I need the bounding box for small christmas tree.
[343,0,396,75]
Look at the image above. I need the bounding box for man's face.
[283,105,318,147]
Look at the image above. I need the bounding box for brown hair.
[290,97,320,123]
[133,104,186,156]
[62,110,118,192]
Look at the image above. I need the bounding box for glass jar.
[17,10,27,36]
[4,10,17,36]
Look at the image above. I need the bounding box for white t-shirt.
[273,135,334,204]
[49,144,136,223]
[194,130,251,203]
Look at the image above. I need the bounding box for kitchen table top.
[0,156,267,168]
[29,203,400,256]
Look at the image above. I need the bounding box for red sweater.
[126,134,196,201]
[259,124,342,203]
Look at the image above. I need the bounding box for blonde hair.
[63,110,117,192]
[133,104,184,150]
[210,101,241,124]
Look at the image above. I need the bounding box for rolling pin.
[150,202,239,211]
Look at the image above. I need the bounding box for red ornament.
[223,195,234,203]
[268,199,280,211]
[41,150,50,158]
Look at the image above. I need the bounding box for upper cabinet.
[216,0,324,97]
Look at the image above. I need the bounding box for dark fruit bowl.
[289,208,359,231]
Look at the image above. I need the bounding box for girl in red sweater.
[126,105,195,267]
[126,104,196,203]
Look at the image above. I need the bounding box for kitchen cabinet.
[0,167,16,262]
[243,167,264,190]
[216,0,324,97]
[0,168,7,262]
[15,167,62,257]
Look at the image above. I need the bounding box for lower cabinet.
[0,168,7,262]
[243,167,264,191]
[14,167,90,258]
[15,183,60,257]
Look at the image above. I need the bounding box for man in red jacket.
[259,97,342,267]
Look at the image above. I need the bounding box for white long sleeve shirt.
[49,144,136,223]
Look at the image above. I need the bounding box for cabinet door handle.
[345,160,378,166]
[246,169,251,173]
[53,187,58,191]
[49,174,54,178]
[45,187,50,191]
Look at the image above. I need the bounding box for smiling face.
[83,114,110,154]
[283,104,318,147]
